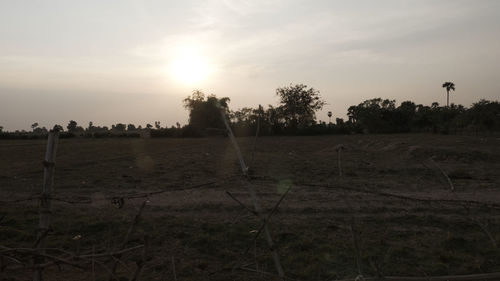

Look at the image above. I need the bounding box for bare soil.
[1,134,500,280]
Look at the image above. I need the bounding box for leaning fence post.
[33,130,59,281]
[219,109,285,280]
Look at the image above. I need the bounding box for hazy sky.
[1,0,499,131]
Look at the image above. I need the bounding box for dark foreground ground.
[1,134,500,280]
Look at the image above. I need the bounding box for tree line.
[155,83,500,137]
[0,121,145,139]
[345,98,499,134]
[1,83,499,139]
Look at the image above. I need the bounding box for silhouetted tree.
[127,124,136,131]
[66,120,84,134]
[33,126,48,134]
[67,120,78,132]
[347,98,396,133]
[31,123,39,131]
[231,107,253,123]
[183,90,230,130]
[112,123,126,132]
[442,82,455,107]
[264,105,284,134]
[276,84,325,131]
[394,101,417,132]
[230,106,265,136]
[154,121,161,129]
[146,124,153,129]
[53,125,63,132]
[468,100,500,132]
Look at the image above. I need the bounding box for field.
[1,134,500,280]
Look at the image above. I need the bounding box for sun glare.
[169,48,212,85]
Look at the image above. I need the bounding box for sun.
[169,48,212,85]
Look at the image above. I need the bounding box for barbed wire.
[3,177,499,211]
[0,181,217,205]
[0,172,277,206]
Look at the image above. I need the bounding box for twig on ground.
[79,245,145,259]
[0,254,22,265]
[225,191,257,216]
[0,244,144,273]
[111,255,133,275]
[242,185,293,256]
[425,159,455,192]
[472,217,497,248]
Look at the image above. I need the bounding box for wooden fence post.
[33,130,59,281]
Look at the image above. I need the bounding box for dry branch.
[108,201,147,280]
[242,185,292,256]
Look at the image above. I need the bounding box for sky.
[1,0,499,131]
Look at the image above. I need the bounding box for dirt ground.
[1,134,500,280]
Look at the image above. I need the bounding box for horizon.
[0,95,493,132]
[1,0,500,131]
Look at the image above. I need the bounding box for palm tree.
[442,82,455,107]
